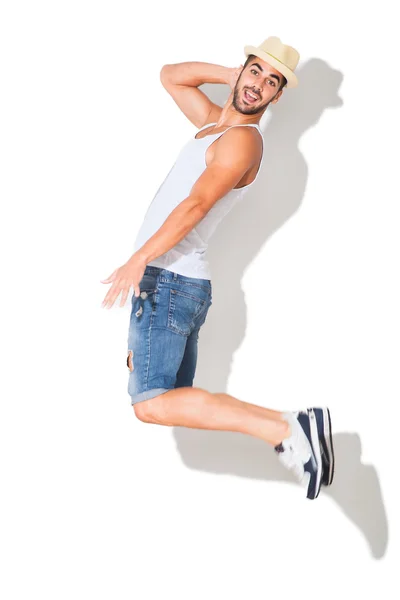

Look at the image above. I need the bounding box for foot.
[313,407,335,486]
[274,408,323,500]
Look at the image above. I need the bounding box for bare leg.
[134,387,291,447]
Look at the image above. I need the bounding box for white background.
[1,1,399,598]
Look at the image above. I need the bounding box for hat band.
[265,51,285,67]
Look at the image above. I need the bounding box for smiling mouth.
[243,89,259,103]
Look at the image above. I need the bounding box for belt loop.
[173,272,177,281]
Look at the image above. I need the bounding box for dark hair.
[243,54,287,91]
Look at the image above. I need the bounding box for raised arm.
[160,61,235,128]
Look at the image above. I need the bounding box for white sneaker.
[274,409,323,500]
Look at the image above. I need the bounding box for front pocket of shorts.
[140,273,158,293]
[167,289,206,336]
[131,273,157,318]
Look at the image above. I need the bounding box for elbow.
[193,198,209,219]
[187,193,213,219]
[160,64,173,86]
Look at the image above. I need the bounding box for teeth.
[245,90,258,100]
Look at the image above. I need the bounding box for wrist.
[129,250,148,267]
[225,66,235,85]
[222,66,234,85]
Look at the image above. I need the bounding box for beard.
[232,84,272,115]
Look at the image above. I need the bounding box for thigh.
[126,268,186,400]
[174,291,212,389]
[127,267,212,400]
[174,327,199,388]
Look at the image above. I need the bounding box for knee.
[133,400,155,423]
[133,392,173,424]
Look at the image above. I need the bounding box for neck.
[214,91,264,129]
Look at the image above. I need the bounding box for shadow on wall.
[173,428,388,560]
[171,58,388,558]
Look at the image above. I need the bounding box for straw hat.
[244,36,300,88]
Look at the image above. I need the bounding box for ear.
[271,89,284,104]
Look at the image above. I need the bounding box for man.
[101,37,335,500]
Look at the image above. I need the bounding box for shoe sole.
[308,408,323,499]
[320,407,335,486]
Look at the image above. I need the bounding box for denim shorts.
[126,265,212,405]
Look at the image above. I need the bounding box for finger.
[101,289,111,307]
[134,284,140,297]
[102,280,121,308]
[101,293,112,308]
[100,269,118,283]
[103,288,120,309]
[119,287,130,308]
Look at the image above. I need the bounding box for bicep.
[190,129,258,212]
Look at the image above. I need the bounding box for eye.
[268,79,276,86]
[250,69,258,75]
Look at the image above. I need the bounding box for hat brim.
[243,45,298,88]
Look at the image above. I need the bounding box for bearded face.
[232,59,283,115]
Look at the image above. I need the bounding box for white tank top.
[133,122,264,280]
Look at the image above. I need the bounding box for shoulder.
[214,126,262,165]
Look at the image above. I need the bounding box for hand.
[100,253,147,309]
[227,65,243,90]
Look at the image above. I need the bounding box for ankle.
[271,418,291,447]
